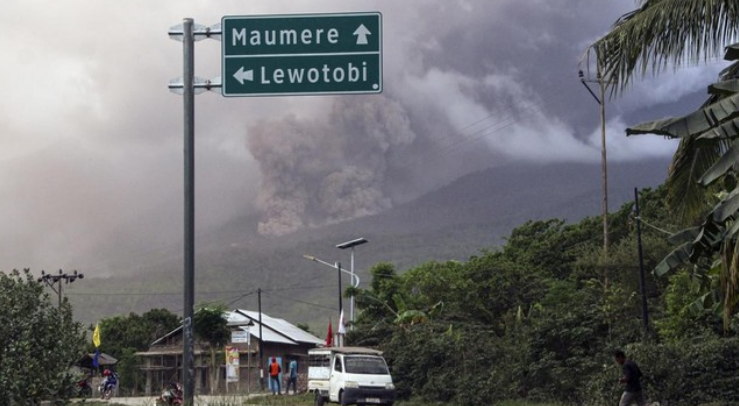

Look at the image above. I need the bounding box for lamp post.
[336,238,368,330]
[37,269,84,309]
[303,254,359,321]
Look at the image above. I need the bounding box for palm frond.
[589,0,739,91]
[665,137,725,223]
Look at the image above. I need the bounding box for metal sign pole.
[181,17,196,406]
[166,17,220,404]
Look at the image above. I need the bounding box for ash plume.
[247,95,415,236]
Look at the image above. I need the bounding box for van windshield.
[344,356,389,375]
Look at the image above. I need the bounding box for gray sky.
[0,0,726,273]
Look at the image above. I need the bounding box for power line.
[64,284,335,298]
[261,290,336,312]
[634,216,674,236]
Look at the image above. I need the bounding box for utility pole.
[634,188,650,338]
[37,269,84,310]
[579,67,609,256]
[258,288,264,391]
[598,72,608,256]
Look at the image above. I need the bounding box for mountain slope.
[66,159,669,326]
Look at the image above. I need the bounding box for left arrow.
[233,67,254,84]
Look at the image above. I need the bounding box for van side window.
[334,356,343,372]
[310,354,330,368]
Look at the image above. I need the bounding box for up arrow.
[353,24,371,45]
[233,67,254,85]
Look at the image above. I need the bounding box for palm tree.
[586,1,739,328]
[590,0,739,93]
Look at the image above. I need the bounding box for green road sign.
[222,12,382,97]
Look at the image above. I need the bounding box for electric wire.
[635,216,675,236]
[261,290,337,312]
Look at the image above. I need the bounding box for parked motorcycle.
[156,382,183,406]
[75,377,92,398]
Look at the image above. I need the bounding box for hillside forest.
[348,186,739,405]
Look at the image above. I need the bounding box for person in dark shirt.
[614,349,647,406]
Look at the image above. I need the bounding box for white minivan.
[308,347,396,406]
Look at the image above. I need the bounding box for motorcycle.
[98,377,116,400]
[156,382,183,406]
[75,378,92,398]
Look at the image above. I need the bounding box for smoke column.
[247,95,415,236]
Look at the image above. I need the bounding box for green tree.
[194,304,229,394]
[96,308,181,394]
[0,269,85,404]
[589,1,739,328]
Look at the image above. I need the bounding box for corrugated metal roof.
[235,309,325,345]
[226,311,297,344]
[148,310,323,348]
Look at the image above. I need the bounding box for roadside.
[72,393,308,406]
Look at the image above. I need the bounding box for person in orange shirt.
[269,357,282,395]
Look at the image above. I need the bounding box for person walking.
[614,349,647,406]
[269,357,282,395]
[286,357,298,395]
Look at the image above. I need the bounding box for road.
[77,394,262,405]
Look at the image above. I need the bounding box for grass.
[77,396,570,406]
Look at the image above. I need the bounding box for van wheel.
[315,392,325,406]
[340,390,349,406]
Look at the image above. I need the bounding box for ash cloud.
[247,96,415,236]
[244,0,707,235]
[0,0,716,269]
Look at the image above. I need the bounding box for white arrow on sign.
[353,24,371,45]
[233,67,254,84]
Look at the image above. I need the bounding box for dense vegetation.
[92,305,230,396]
[0,269,85,404]
[93,308,181,395]
[349,187,739,406]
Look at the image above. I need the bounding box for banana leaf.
[708,79,739,96]
[667,226,701,245]
[654,242,692,276]
[699,140,739,186]
[726,42,739,61]
[627,91,739,139]
[712,189,739,222]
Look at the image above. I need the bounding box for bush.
[582,336,739,406]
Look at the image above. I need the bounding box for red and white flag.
[338,309,346,335]
[325,319,333,347]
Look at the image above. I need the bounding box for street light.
[336,238,368,330]
[303,254,360,315]
[303,255,359,284]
